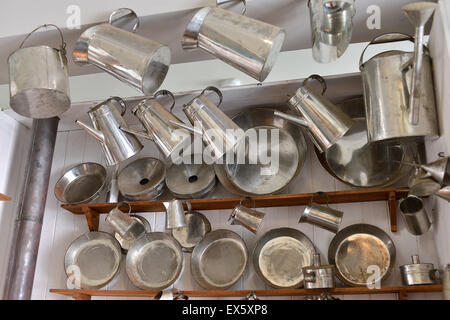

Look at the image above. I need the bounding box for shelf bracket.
[388,191,398,232]
[73,293,91,300]
[398,290,408,300]
[83,207,99,232]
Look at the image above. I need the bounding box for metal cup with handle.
[398,195,431,235]
[299,192,343,233]
[164,199,188,229]
[229,198,265,234]
[106,202,146,242]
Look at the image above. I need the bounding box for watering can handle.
[303,75,327,95]
[154,90,176,112]
[109,96,127,116]
[201,86,224,107]
[108,8,140,33]
[216,0,247,15]
[19,24,66,53]
[359,32,414,68]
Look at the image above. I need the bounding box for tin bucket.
[8,24,70,119]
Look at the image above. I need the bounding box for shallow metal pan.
[253,228,315,288]
[171,211,211,252]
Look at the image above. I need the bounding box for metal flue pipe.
[2,117,59,300]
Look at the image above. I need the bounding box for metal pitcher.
[308,0,356,63]
[182,1,285,81]
[171,87,245,163]
[120,90,192,166]
[299,202,343,233]
[359,32,438,142]
[229,203,265,234]
[106,203,146,242]
[398,195,431,235]
[73,8,171,95]
[76,97,143,166]
[8,24,70,119]
[303,253,335,289]
[164,199,188,229]
[275,75,354,152]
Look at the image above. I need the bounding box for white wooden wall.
[29,128,443,300]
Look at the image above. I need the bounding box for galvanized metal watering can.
[274,75,354,152]
[182,0,285,81]
[76,97,143,166]
[8,24,70,119]
[120,90,192,166]
[73,8,171,95]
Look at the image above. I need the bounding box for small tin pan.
[171,210,211,252]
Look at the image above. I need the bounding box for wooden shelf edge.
[0,193,11,201]
[50,284,442,299]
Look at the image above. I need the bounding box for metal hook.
[310,191,330,206]
[302,74,327,95]
[216,0,247,15]
[19,24,66,54]
[108,8,140,33]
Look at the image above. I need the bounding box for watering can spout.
[76,120,105,142]
[119,126,153,140]
[169,120,203,136]
[273,111,309,128]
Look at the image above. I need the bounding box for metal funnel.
[436,186,450,202]
[402,2,437,27]
[421,157,450,185]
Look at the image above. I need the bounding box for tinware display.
[400,254,440,286]
[165,154,217,199]
[64,232,121,289]
[299,201,343,233]
[214,108,307,196]
[182,2,285,81]
[398,195,431,236]
[253,228,315,288]
[105,203,146,246]
[164,199,188,229]
[126,232,183,290]
[308,0,356,63]
[191,229,248,290]
[302,253,335,289]
[8,24,70,119]
[54,162,107,204]
[328,224,396,287]
[229,204,265,234]
[171,208,211,252]
[120,90,192,166]
[114,215,151,252]
[274,75,354,152]
[359,32,438,142]
[76,97,143,166]
[117,157,166,201]
[73,8,170,95]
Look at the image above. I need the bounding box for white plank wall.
[30,129,443,300]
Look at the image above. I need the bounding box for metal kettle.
[76,97,143,166]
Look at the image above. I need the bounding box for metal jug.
[400,255,440,286]
[229,204,265,234]
[303,253,335,289]
[8,24,70,119]
[120,90,192,166]
[106,203,146,242]
[164,199,188,229]
[171,87,245,163]
[308,0,356,63]
[73,8,170,95]
[398,195,431,235]
[359,32,438,142]
[182,1,285,81]
[76,97,143,166]
[275,75,354,152]
[299,202,343,233]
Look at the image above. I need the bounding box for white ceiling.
[0,0,436,85]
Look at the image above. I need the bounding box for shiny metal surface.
[308,0,356,63]
[171,211,211,252]
[118,157,166,201]
[54,162,107,204]
[300,202,343,233]
[408,168,442,197]
[191,229,248,290]
[419,157,450,185]
[73,9,170,95]
[275,75,354,152]
[182,6,285,81]
[115,215,151,252]
[328,224,396,287]
[76,97,143,166]
[400,254,439,286]
[229,205,265,234]
[106,165,120,203]
[106,205,146,246]
[398,195,431,235]
[302,253,335,289]
[315,117,416,188]
[360,32,438,142]
[164,200,188,229]
[253,228,315,288]
[64,232,121,289]
[166,154,216,199]
[123,90,192,165]
[215,108,307,196]
[8,25,70,119]
[126,232,183,290]
[435,185,450,202]
[444,264,450,300]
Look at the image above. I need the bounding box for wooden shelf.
[61,187,408,232]
[0,193,11,201]
[50,284,442,300]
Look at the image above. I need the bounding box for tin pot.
[73,8,170,95]
[8,24,70,119]
[398,195,431,235]
[303,253,335,289]
[400,255,440,285]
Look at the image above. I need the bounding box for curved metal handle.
[216,0,247,15]
[19,24,66,53]
[359,32,414,68]
[201,86,224,107]
[108,8,139,33]
[303,75,327,95]
[154,90,176,112]
[116,201,132,215]
[184,200,192,213]
[430,269,442,282]
[304,270,316,283]
[110,96,127,116]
